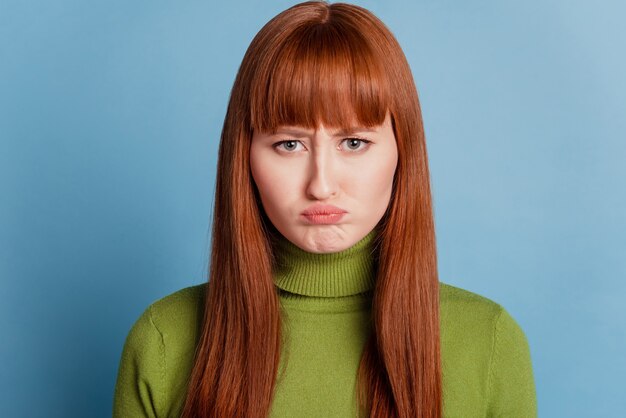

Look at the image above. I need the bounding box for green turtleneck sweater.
[113,230,537,417]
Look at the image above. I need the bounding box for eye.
[272,140,303,153]
[341,137,372,152]
[271,137,372,154]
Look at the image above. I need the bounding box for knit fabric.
[113,230,537,417]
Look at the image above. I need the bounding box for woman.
[113,1,537,417]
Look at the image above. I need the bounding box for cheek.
[250,155,299,214]
[357,149,397,198]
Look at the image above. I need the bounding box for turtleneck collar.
[271,229,379,298]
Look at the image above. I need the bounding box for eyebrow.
[273,126,378,136]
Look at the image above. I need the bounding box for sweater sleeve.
[486,306,537,417]
[113,305,166,418]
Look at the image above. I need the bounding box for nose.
[305,135,338,201]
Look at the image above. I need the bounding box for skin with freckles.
[250,112,398,254]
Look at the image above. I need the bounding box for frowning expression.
[250,112,398,253]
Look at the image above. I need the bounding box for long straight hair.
[181,2,441,417]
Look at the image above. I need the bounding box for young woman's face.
[250,112,398,253]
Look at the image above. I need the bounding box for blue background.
[2,0,624,416]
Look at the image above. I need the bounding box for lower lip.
[302,213,346,224]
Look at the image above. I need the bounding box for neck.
[271,229,379,298]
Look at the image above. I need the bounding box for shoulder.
[145,284,206,342]
[440,281,501,312]
[438,281,529,360]
[123,284,206,359]
[438,282,536,415]
[148,283,206,320]
[438,280,531,367]
[439,281,513,328]
[114,285,206,416]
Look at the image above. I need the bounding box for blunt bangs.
[249,22,392,134]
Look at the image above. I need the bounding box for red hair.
[181,1,441,417]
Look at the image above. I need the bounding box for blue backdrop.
[2,1,624,416]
